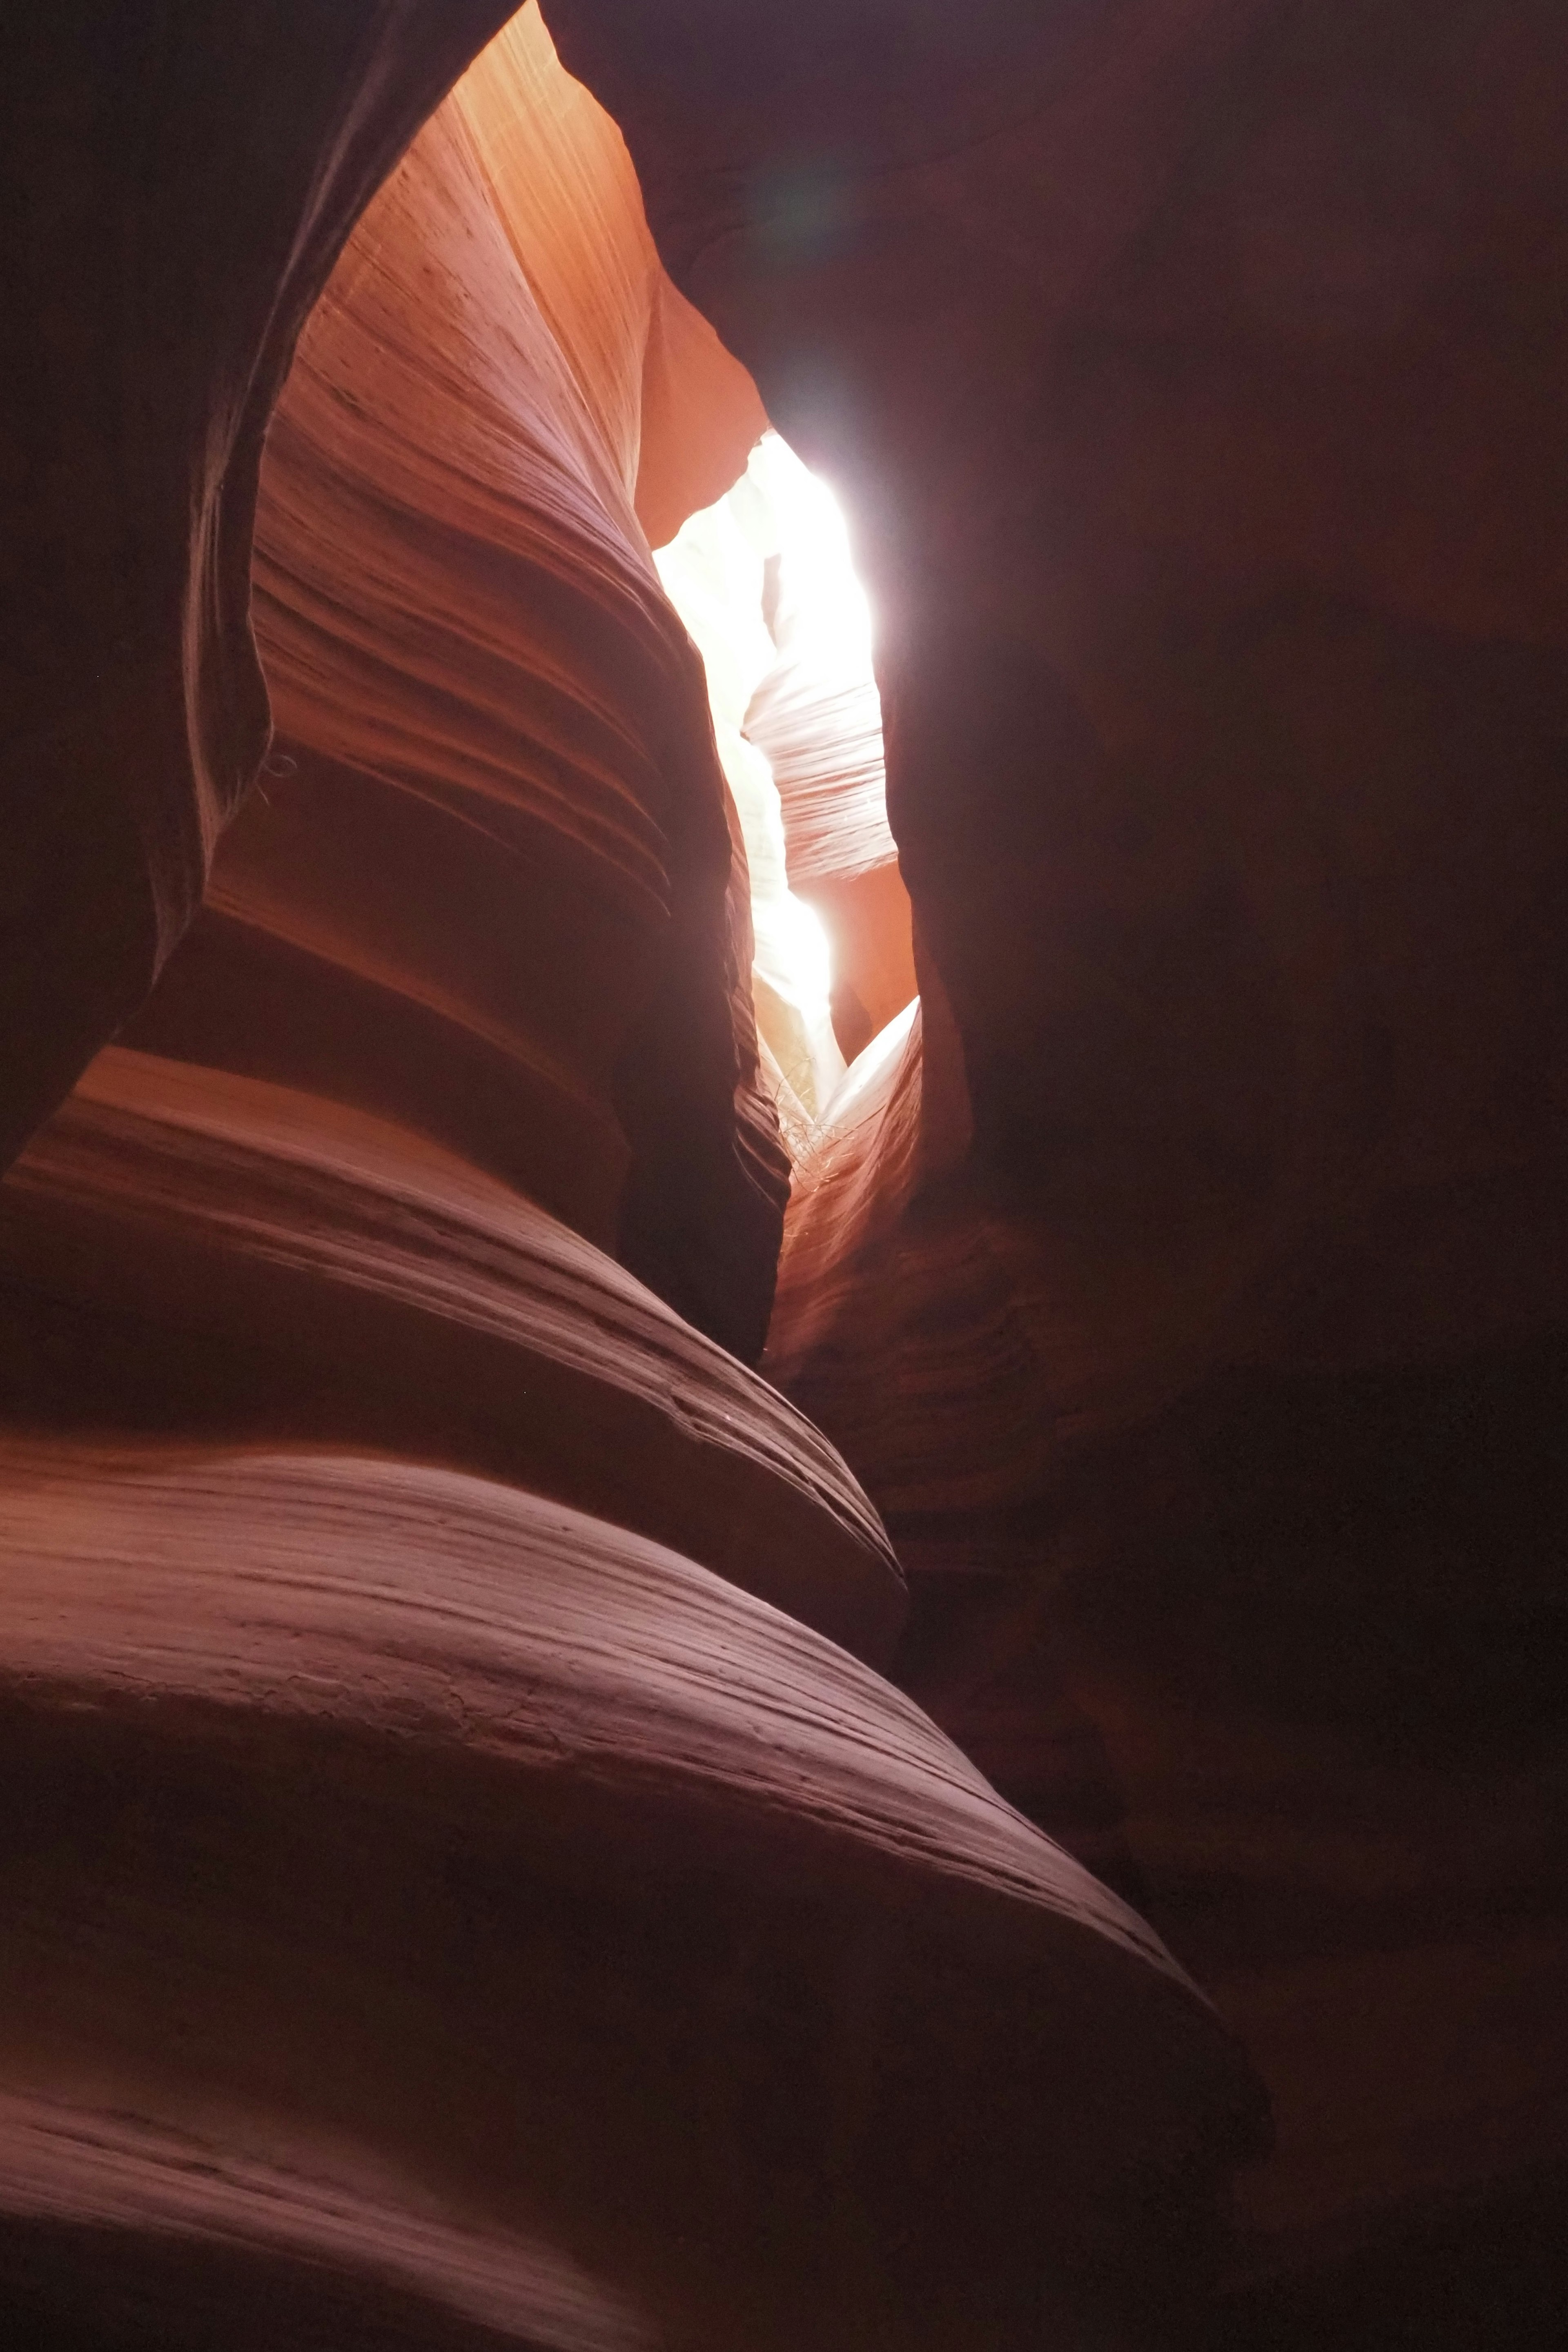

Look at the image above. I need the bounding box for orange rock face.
[553,0,1568,1388]
[0,9,1273,2348]
[126,20,783,1357]
[12,0,1567,2340]
[0,1429,1262,2347]
[545,0,1568,2324]
[0,1045,903,1663]
[0,0,519,1172]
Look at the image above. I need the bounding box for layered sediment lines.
[0,12,1272,2342]
[0,1046,902,1665]
[552,0,1568,2303]
[554,0,1568,1391]
[0,1432,1263,2348]
[127,7,782,1357]
[454,4,766,549]
[0,0,519,1172]
[764,989,1142,1887]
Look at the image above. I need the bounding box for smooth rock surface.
[0,1045,902,1665]
[125,13,785,1356]
[0,1435,1265,2349]
[0,0,517,1169]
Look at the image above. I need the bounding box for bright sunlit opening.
[773,890,833,1007]
[749,431,875,668]
[653,425,893,1132]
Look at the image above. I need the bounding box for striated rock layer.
[0,1046,902,1666]
[0,1433,1263,2348]
[541,0,1568,2324]
[125,8,783,1358]
[0,0,519,1172]
[0,7,1274,2346]
[551,0,1568,1397]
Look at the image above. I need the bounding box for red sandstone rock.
[0,1434,1264,2347]
[123,31,784,1356]
[0,0,518,1172]
[546,0,1568,2302]
[552,0,1568,1392]
[0,1045,901,1663]
[0,27,1270,2247]
[9,0,1565,2338]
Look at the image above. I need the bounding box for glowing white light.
[770,891,833,1008]
[748,431,875,666]
[652,428,897,1124]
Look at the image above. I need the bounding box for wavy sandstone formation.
[552,0,1568,1398]
[0,1045,902,1664]
[125,11,782,1358]
[0,8,1274,2347]
[8,0,1566,2343]
[0,1433,1261,2348]
[0,0,519,1173]
[545,0,1568,2321]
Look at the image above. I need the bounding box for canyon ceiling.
[2,2,1566,2346]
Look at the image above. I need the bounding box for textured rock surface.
[8,0,1566,2341]
[125,11,784,1357]
[0,1434,1263,2347]
[551,0,1568,1393]
[0,8,1276,2345]
[0,1045,902,1664]
[541,0,1568,2320]
[0,0,517,1171]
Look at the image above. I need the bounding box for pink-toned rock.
[0,0,518,1171]
[0,1434,1264,2347]
[0,1045,901,1664]
[123,32,784,1354]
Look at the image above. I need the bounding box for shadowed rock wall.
[0,0,518,1170]
[0,7,1269,2346]
[550,0,1568,1434]
[125,13,782,1356]
[537,0,1568,2324]
[9,0,1566,2338]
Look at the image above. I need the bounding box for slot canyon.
[2,1,1566,2344]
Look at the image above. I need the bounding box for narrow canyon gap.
[2,2,1566,2346]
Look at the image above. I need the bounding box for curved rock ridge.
[123,13,784,1357]
[454,5,766,547]
[572,2,1568,2294]
[764,993,1144,1878]
[766,982,1061,1528]
[16,0,1564,2336]
[552,0,1568,1389]
[0,1434,1266,2350]
[0,1046,901,1666]
[0,2094,650,2352]
[0,0,519,1175]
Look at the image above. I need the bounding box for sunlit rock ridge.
[2,0,1566,2345]
[0,8,1267,2349]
